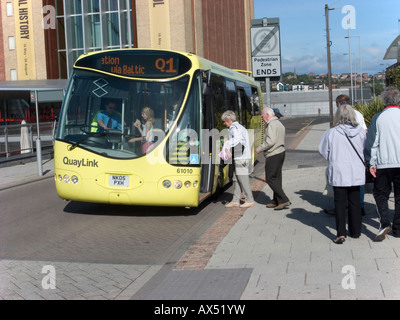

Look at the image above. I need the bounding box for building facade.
[0,0,254,125]
[1,0,48,81]
[0,5,4,81]
[1,0,254,81]
[135,0,254,72]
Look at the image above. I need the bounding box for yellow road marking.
[296,119,316,135]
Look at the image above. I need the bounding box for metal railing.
[0,121,57,158]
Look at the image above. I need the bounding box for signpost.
[251,18,282,108]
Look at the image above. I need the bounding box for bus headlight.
[163,180,172,189]
[63,175,70,183]
[193,181,198,187]
[184,181,191,188]
[174,180,183,189]
[58,174,62,181]
[71,176,79,184]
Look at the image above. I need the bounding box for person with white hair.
[221,110,255,208]
[319,104,366,244]
[255,107,291,211]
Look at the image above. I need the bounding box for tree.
[385,65,400,90]
[354,97,384,128]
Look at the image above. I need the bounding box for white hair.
[221,110,237,122]
[262,107,275,116]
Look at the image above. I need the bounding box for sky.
[253,0,400,75]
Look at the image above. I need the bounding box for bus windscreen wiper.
[68,132,108,151]
[68,130,124,151]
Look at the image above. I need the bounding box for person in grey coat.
[366,86,400,241]
[319,104,366,244]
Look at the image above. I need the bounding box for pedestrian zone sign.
[251,26,281,78]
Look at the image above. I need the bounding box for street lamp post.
[346,29,354,105]
[357,36,363,104]
[346,35,363,104]
[325,4,334,128]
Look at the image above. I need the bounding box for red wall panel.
[202,0,248,70]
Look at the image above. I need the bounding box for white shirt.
[354,109,367,130]
[224,121,252,160]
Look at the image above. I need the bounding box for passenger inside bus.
[165,100,179,131]
[128,107,155,153]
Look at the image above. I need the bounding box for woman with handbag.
[319,104,366,244]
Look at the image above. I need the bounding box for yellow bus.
[55,49,263,207]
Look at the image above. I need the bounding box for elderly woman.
[319,104,366,244]
[221,110,255,208]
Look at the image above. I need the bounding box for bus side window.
[252,87,261,115]
[211,75,227,132]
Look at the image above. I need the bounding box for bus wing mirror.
[202,82,210,95]
[203,70,211,85]
[202,70,211,95]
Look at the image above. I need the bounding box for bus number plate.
[109,175,129,187]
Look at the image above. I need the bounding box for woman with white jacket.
[319,104,366,244]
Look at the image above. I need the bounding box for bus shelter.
[0,79,67,175]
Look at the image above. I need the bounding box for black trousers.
[373,168,400,236]
[333,186,362,238]
[265,152,289,204]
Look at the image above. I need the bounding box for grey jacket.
[256,117,285,158]
[319,124,366,187]
[367,107,400,169]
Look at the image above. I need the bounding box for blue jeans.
[373,168,400,236]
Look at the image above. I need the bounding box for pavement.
[1,120,400,301]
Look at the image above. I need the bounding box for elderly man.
[255,107,290,210]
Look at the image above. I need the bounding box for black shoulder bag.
[344,133,374,183]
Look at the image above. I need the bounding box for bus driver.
[96,100,122,132]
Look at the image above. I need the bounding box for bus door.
[199,73,216,196]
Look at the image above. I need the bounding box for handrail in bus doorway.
[34,90,43,176]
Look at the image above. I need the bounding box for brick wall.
[201,0,252,71]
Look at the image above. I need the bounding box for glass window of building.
[10,69,17,81]
[55,0,133,78]
[104,12,120,48]
[8,36,15,50]
[87,0,100,13]
[66,0,83,15]
[86,14,102,49]
[6,2,13,16]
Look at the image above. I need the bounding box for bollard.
[36,138,43,176]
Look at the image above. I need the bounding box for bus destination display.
[75,50,192,78]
